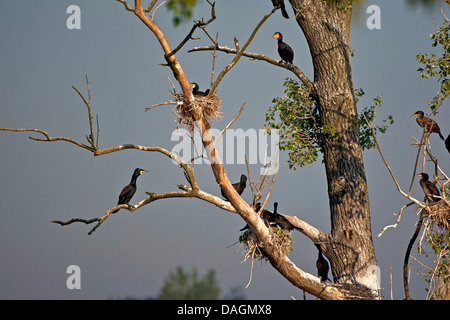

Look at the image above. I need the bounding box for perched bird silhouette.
[417,172,441,203]
[221,174,247,201]
[271,0,289,19]
[112,168,148,213]
[190,82,210,96]
[273,32,294,64]
[315,244,331,282]
[445,135,450,154]
[411,110,444,140]
[271,202,302,231]
[240,202,303,232]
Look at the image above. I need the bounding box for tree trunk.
[291,0,378,292]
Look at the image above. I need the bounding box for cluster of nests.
[425,199,450,232]
[172,89,222,130]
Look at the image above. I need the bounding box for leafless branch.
[214,101,245,146]
[165,1,216,59]
[188,45,314,92]
[116,0,133,11]
[207,9,275,95]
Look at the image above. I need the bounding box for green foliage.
[421,228,450,299]
[167,0,197,26]
[264,78,320,169]
[264,78,393,170]
[356,89,394,150]
[157,265,220,299]
[416,16,450,110]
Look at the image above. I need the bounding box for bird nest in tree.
[172,92,222,130]
[425,200,450,232]
[239,228,293,263]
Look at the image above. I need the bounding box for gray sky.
[0,0,449,300]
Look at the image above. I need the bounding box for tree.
[157,266,220,300]
[1,0,447,300]
[0,0,377,300]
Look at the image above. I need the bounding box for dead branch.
[362,114,425,236]
[206,9,275,95]
[165,1,216,59]
[188,45,314,93]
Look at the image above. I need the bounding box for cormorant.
[112,168,148,213]
[221,174,247,201]
[271,0,289,19]
[445,135,450,154]
[273,32,294,64]
[315,244,331,282]
[410,110,445,140]
[417,172,441,203]
[190,82,210,96]
[239,202,302,232]
[272,202,303,231]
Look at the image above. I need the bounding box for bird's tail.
[281,7,289,19]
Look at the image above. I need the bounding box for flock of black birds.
[410,110,449,203]
[112,2,450,286]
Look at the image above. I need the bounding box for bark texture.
[290,0,378,291]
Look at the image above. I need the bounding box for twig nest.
[239,227,293,262]
[172,92,222,130]
[425,199,450,232]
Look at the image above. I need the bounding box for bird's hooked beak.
[140,170,148,175]
[410,112,419,117]
[273,33,279,39]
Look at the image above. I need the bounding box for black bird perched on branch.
[240,202,303,232]
[112,168,148,213]
[315,244,331,282]
[190,82,210,96]
[273,32,294,64]
[221,174,247,201]
[271,0,289,19]
[271,202,303,232]
[417,172,441,203]
[410,110,444,140]
[445,135,450,154]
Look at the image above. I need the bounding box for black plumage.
[315,244,331,282]
[240,202,302,232]
[418,172,441,203]
[445,135,450,154]
[190,82,210,96]
[221,174,247,201]
[112,168,148,213]
[271,0,289,19]
[273,32,294,64]
[411,110,444,140]
[271,202,301,231]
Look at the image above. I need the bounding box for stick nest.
[173,92,222,130]
[425,199,450,232]
[239,227,293,263]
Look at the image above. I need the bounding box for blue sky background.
[0,0,449,300]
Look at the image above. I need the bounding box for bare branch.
[165,1,216,59]
[188,45,314,92]
[214,101,245,146]
[208,10,275,95]
[150,0,166,18]
[116,0,134,11]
